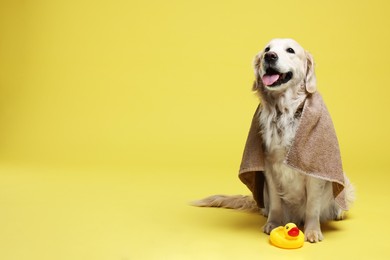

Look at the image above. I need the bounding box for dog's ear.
[252,52,264,91]
[305,51,317,93]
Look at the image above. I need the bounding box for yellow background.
[0,0,389,259]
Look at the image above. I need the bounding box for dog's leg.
[263,173,283,234]
[304,177,326,242]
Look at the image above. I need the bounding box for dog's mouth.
[262,68,293,87]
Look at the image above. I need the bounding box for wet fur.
[193,39,354,243]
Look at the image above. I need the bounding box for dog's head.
[253,38,316,94]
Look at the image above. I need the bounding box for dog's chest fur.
[259,92,306,204]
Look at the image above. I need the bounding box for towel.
[239,92,349,210]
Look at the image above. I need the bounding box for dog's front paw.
[304,229,324,243]
[263,222,279,234]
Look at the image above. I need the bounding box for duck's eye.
[265,47,270,52]
[286,48,295,54]
[286,225,289,229]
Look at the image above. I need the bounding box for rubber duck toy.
[269,223,304,249]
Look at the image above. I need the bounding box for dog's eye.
[264,47,270,52]
[286,48,295,54]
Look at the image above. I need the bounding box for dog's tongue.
[262,74,280,86]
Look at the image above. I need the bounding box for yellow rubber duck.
[269,223,304,249]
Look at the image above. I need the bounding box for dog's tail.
[344,175,356,209]
[190,195,259,213]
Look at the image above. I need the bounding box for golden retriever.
[193,38,354,243]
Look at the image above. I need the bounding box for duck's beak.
[287,227,300,237]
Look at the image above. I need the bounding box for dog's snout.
[264,52,278,63]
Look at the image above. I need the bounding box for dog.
[193,38,354,243]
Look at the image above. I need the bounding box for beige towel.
[239,92,348,210]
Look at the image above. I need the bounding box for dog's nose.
[264,52,278,63]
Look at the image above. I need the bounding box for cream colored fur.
[192,39,354,243]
